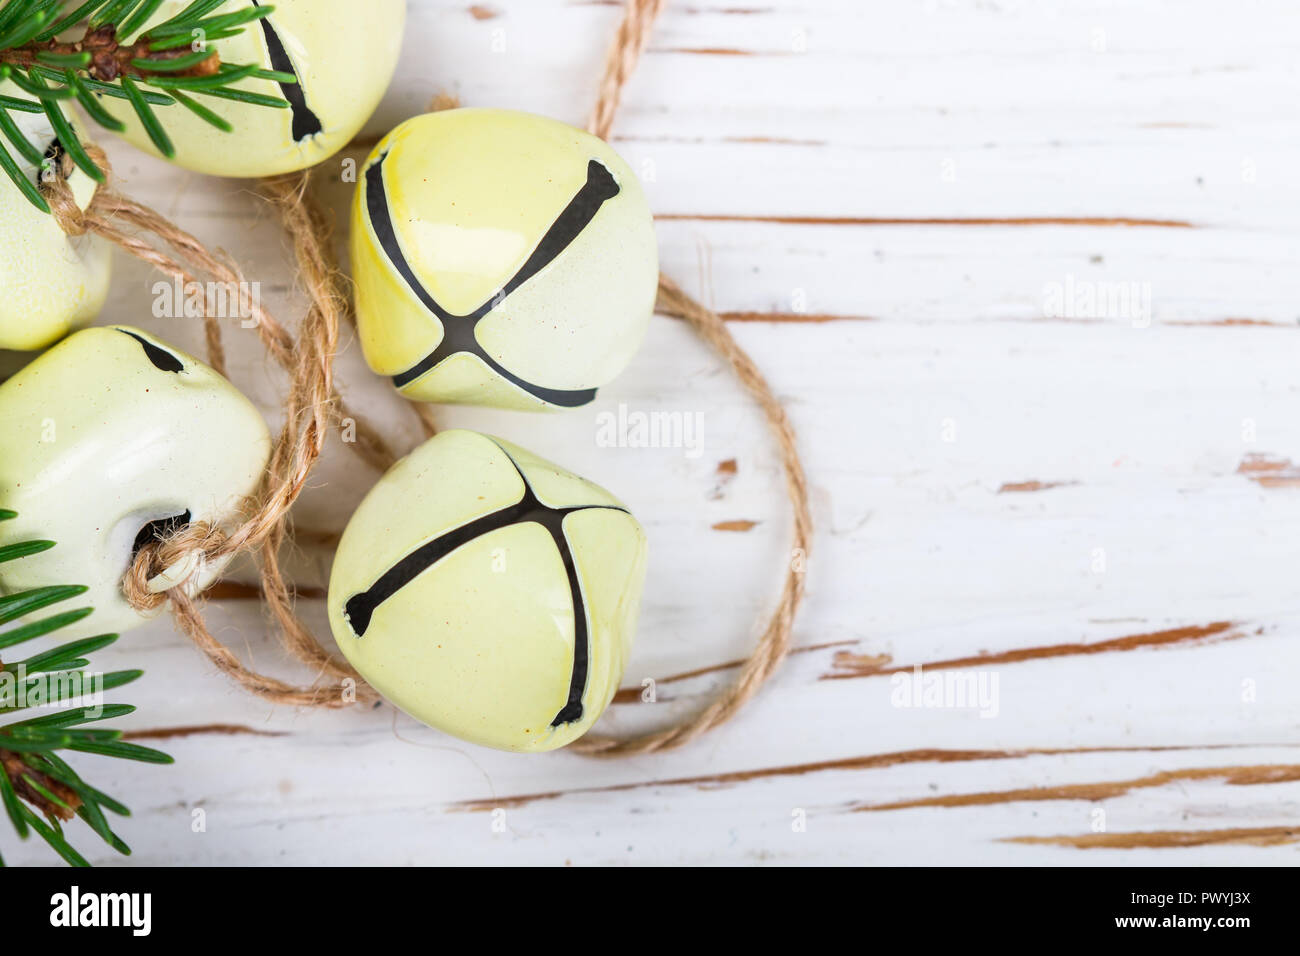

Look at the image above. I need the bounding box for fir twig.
[0,0,292,212]
[0,510,171,866]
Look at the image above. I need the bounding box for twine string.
[45,149,378,705]
[40,0,809,752]
[586,0,665,141]
[568,0,811,756]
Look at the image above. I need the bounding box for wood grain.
[5,0,1298,864]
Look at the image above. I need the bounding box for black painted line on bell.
[363,153,617,406]
[252,2,323,143]
[116,328,184,373]
[486,160,621,309]
[343,441,627,727]
[398,333,598,408]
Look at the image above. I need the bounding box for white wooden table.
[10,0,1300,865]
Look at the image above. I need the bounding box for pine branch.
[0,509,171,867]
[0,0,293,212]
[2,24,225,82]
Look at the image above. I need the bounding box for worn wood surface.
[7,0,1300,865]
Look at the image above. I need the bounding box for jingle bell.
[0,326,271,635]
[327,429,648,752]
[0,81,111,351]
[100,0,405,177]
[350,108,658,411]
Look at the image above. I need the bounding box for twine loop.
[31,0,810,754]
[41,148,239,615]
[39,141,108,236]
[123,521,230,613]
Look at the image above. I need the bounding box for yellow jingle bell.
[100,0,405,177]
[327,429,648,753]
[0,326,271,636]
[350,108,658,411]
[0,81,111,351]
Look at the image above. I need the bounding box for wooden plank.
[7,0,1299,864]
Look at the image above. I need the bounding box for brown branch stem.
[0,749,81,822]
[0,25,220,82]
[0,653,82,823]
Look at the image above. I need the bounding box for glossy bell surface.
[327,429,648,752]
[0,326,271,635]
[351,108,658,411]
[101,0,405,177]
[0,80,111,351]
